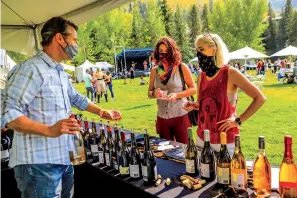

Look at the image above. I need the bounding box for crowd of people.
[83,68,114,103]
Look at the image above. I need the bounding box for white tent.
[189,57,198,63]
[1,0,131,55]
[229,46,268,60]
[61,63,75,72]
[0,49,17,75]
[95,61,114,70]
[270,46,297,57]
[75,60,100,82]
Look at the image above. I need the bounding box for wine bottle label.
[129,164,140,178]
[113,160,118,170]
[98,151,104,164]
[217,167,230,184]
[1,150,9,159]
[142,165,148,181]
[90,144,99,153]
[186,159,196,173]
[86,151,91,156]
[201,163,210,178]
[105,153,110,166]
[231,169,246,189]
[119,166,129,175]
[253,167,270,189]
[154,166,158,180]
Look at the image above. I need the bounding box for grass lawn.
[73,70,297,166]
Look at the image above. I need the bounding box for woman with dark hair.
[105,71,114,100]
[148,37,196,144]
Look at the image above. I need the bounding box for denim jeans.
[86,87,94,101]
[107,84,114,98]
[14,164,74,198]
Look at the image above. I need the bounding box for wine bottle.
[200,130,216,181]
[129,130,142,179]
[231,135,247,191]
[98,121,106,166]
[119,131,130,177]
[83,117,91,158]
[112,125,121,171]
[69,114,86,166]
[142,129,157,184]
[90,118,99,162]
[105,122,114,168]
[279,135,297,198]
[253,136,271,197]
[217,132,231,188]
[1,129,10,169]
[185,127,198,176]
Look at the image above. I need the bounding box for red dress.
[197,66,239,144]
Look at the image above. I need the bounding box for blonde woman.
[184,33,266,155]
[95,68,108,103]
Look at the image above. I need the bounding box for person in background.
[260,60,266,75]
[84,70,94,102]
[148,37,196,144]
[91,71,97,103]
[140,76,146,85]
[143,60,148,70]
[257,60,262,75]
[278,60,286,82]
[1,17,122,198]
[130,65,135,84]
[183,33,266,155]
[273,60,277,74]
[239,66,245,74]
[95,68,108,103]
[105,71,114,100]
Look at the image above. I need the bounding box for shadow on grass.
[123,104,153,110]
[264,84,297,88]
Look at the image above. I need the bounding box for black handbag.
[178,64,199,126]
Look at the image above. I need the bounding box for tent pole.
[114,47,117,74]
[33,26,39,54]
[123,47,127,71]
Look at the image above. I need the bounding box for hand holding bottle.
[47,118,80,137]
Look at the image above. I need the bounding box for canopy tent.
[116,48,153,71]
[229,46,268,60]
[61,63,75,72]
[1,0,131,55]
[75,60,99,82]
[0,49,17,75]
[189,57,198,63]
[95,61,114,70]
[270,45,297,57]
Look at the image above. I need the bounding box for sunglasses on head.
[203,33,217,47]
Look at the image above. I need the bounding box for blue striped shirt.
[2,50,89,167]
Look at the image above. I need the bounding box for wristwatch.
[235,117,242,126]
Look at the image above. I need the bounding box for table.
[1,134,281,198]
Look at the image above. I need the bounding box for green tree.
[278,0,294,48]
[129,2,146,48]
[288,11,297,46]
[201,4,210,32]
[144,0,166,47]
[209,0,268,52]
[174,6,192,62]
[263,1,278,54]
[188,4,201,44]
[159,0,174,36]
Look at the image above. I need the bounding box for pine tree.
[264,1,278,54]
[174,6,191,61]
[201,4,210,32]
[159,0,174,36]
[129,3,145,48]
[288,11,297,46]
[277,0,293,48]
[188,4,201,44]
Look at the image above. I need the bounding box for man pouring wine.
[1,17,122,198]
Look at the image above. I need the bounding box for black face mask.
[197,51,219,77]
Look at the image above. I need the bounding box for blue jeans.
[107,84,114,98]
[86,87,94,101]
[14,164,74,198]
